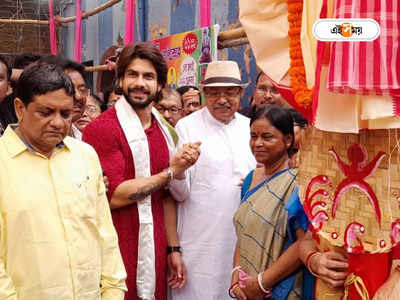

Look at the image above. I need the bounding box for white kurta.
[169,108,256,300]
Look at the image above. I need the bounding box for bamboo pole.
[0,0,122,25]
[218,37,249,49]
[9,26,249,74]
[218,27,246,41]
[85,65,111,72]
[56,0,122,23]
[0,19,49,25]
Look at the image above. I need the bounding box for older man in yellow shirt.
[0,64,127,299]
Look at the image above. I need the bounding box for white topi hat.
[199,60,249,88]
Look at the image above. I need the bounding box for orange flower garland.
[287,0,314,109]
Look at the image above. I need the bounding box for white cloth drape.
[115,96,175,300]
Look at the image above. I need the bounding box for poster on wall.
[151,24,220,88]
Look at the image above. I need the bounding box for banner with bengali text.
[151,24,220,89]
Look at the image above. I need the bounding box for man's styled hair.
[117,43,168,87]
[16,64,75,107]
[38,55,86,80]
[157,87,183,107]
[0,55,11,81]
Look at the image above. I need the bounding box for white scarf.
[115,96,175,300]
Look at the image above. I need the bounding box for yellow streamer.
[343,273,370,300]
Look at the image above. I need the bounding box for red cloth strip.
[74,0,82,62]
[124,0,135,45]
[200,0,211,28]
[48,0,57,55]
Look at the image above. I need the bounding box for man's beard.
[124,88,159,109]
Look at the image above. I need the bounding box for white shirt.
[72,124,82,141]
[170,108,256,300]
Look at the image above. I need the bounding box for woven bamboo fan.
[298,127,400,253]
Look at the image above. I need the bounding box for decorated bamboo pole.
[200,0,211,28]
[48,0,58,55]
[74,0,82,62]
[124,0,135,45]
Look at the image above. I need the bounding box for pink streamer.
[200,0,211,28]
[74,0,82,62]
[48,0,57,55]
[124,0,135,45]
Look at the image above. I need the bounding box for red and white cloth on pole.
[327,0,400,97]
[48,0,57,55]
[124,0,135,45]
[200,0,211,28]
[74,0,82,62]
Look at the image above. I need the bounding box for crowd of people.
[0,40,397,300]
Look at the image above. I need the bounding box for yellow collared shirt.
[0,126,127,300]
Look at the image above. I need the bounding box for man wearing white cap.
[169,61,257,300]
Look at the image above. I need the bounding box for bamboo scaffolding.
[84,27,249,72]
[0,0,122,25]
[8,24,249,73]
[56,0,122,23]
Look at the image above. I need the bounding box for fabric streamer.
[74,0,82,62]
[124,0,135,45]
[48,0,57,55]
[200,0,211,28]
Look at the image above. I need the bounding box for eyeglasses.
[156,106,181,115]
[204,88,241,100]
[85,105,100,114]
[255,86,279,95]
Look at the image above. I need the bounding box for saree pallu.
[235,168,307,300]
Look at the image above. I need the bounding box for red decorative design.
[304,175,331,243]
[380,240,386,248]
[329,144,386,225]
[393,96,400,116]
[332,232,338,239]
[344,222,365,254]
[390,219,400,246]
[182,33,198,55]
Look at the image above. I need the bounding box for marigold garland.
[287,0,314,109]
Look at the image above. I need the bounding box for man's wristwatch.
[165,167,174,183]
[167,246,182,255]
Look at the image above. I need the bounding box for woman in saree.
[231,105,311,300]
